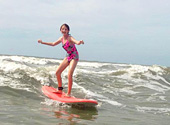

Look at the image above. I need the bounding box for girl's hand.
[80,40,84,44]
[38,39,42,44]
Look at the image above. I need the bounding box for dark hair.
[60,23,70,31]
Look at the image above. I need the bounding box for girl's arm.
[38,37,62,46]
[70,36,84,45]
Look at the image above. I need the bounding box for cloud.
[1,0,170,29]
[1,0,170,42]
[0,0,97,29]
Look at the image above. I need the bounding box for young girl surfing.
[38,24,84,97]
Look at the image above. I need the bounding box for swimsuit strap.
[62,37,69,45]
[62,37,64,44]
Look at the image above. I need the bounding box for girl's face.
[60,25,69,35]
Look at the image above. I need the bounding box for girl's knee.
[56,70,61,76]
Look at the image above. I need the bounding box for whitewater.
[0,55,170,125]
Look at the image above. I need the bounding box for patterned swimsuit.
[62,38,79,62]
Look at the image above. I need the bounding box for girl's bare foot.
[52,90,62,94]
[64,93,71,98]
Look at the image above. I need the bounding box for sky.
[0,0,170,66]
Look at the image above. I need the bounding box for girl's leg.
[56,58,69,92]
[67,59,78,96]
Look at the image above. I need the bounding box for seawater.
[0,55,170,125]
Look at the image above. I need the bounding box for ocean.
[0,55,170,125]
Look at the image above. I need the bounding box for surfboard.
[42,86,98,106]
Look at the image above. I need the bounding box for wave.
[0,55,170,115]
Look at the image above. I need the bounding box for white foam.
[119,87,139,94]
[136,106,170,115]
[72,82,123,106]
[0,55,62,65]
[78,61,104,68]
[98,99,122,106]
[146,93,167,102]
[110,64,165,79]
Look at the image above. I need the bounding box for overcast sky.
[0,0,170,66]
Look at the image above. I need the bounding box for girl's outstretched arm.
[70,36,84,45]
[38,37,62,46]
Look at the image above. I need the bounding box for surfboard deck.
[42,86,98,106]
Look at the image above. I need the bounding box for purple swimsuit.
[62,38,79,62]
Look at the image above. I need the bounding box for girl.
[38,24,84,97]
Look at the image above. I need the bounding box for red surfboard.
[42,86,98,106]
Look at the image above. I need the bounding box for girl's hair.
[60,24,70,31]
